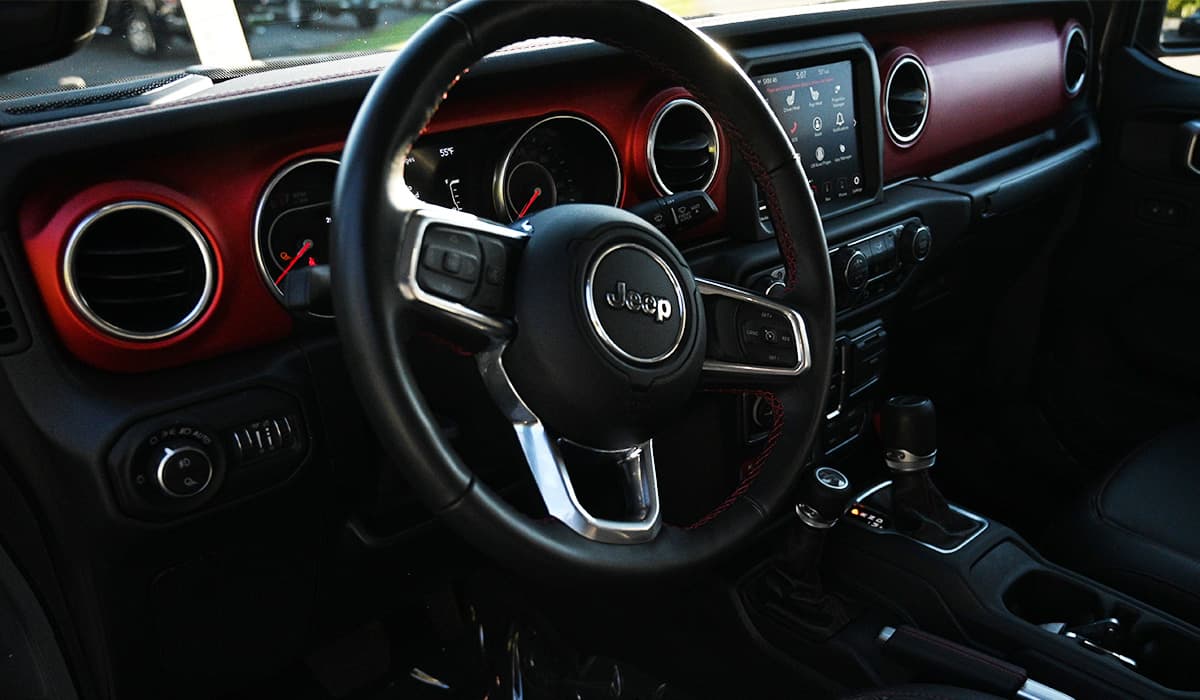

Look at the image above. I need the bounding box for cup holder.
[1004,570,1200,691]
[1003,570,1104,627]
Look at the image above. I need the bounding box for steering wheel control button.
[736,304,798,367]
[586,243,687,364]
[471,237,511,313]
[418,226,482,303]
[155,443,214,498]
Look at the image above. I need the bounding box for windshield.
[0,0,856,98]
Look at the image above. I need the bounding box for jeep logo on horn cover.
[605,281,673,323]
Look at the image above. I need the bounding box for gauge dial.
[496,115,622,223]
[254,158,339,316]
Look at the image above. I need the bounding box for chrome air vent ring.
[64,201,216,341]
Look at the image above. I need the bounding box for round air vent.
[1064,26,1088,96]
[647,98,720,195]
[64,202,216,341]
[884,55,929,146]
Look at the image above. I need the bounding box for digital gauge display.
[403,138,478,212]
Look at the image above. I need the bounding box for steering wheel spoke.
[697,278,812,384]
[394,203,527,340]
[477,347,662,544]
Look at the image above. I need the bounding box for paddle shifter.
[869,395,983,550]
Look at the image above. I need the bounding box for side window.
[1159,0,1200,76]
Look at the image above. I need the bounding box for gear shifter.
[755,466,855,640]
[874,395,983,549]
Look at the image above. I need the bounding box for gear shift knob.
[795,466,854,529]
[881,395,937,472]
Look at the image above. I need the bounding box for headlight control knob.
[153,440,214,498]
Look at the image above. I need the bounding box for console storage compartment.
[1003,570,1104,629]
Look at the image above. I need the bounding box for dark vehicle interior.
[1,0,1200,698]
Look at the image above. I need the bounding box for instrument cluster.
[253,114,623,310]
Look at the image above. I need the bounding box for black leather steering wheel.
[331,0,834,579]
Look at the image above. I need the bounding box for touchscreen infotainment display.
[752,60,866,205]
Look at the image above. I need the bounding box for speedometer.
[495,115,622,223]
[254,157,339,317]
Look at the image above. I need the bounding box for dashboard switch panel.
[107,389,309,521]
[232,416,298,464]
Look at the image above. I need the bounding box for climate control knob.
[832,248,869,292]
[900,222,933,263]
[153,440,214,498]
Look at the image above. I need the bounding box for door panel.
[1041,21,1200,469]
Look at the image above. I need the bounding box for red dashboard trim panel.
[16,12,1080,373]
[874,16,1080,181]
[17,69,725,372]
[16,136,355,373]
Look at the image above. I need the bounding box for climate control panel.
[829,218,930,311]
[752,217,932,315]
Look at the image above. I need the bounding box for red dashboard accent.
[16,14,1079,373]
[18,135,357,373]
[873,17,1078,181]
[17,67,726,372]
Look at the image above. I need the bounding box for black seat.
[1046,420,1200,624]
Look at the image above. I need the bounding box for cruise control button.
[442,250,463,274]
[417,226,482,303]
[472,237,510,313]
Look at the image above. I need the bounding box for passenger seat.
[1046,420,1200,625]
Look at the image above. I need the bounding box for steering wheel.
[331,0,834,578]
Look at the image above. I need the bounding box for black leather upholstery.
[1047,420,1200,624]
[840,685,1001,700]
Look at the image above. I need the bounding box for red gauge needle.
[275,239,313,286]
[515,187,543,219]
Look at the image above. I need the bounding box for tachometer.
[254,157,339,316]
[495,115,621,223]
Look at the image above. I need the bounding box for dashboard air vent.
[65,202,215,341]
[884,56,929,146]
[648,99,720,194]
[1064,26,1087,96]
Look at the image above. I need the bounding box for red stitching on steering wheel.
[686,388,784,529]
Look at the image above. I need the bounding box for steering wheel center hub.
[585,242,687,365]
[501,205,705,449]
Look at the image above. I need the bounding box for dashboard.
[0,3,1103,698]
[11,8,1086,375]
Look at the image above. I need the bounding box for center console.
[735,395,1200,699]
